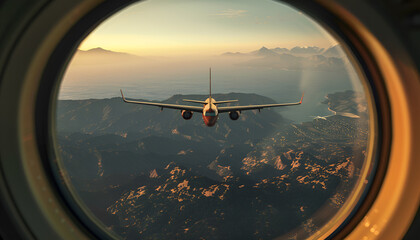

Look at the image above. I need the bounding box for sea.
[58,68,363,123]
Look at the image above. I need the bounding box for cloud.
[212,9,248,18]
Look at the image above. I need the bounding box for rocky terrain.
[56,91,369,239]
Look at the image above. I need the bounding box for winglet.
[299,92,304,104]
[120,89,127,102]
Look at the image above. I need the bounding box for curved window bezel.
[2,0,418,239]
[44,1,389,239]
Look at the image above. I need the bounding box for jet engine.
[181,110,193,120]
[229,111,240,120]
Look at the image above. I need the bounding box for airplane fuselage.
[202,98,218,127]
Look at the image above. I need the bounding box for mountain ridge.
[76,45,341,58]
[56,90,368,240]
[221,45,339,57]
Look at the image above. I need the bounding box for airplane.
[120,68,304,127]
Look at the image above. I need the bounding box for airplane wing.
[120,90,203,112]
[218,93,304,113]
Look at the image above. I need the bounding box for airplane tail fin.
[209,67,212,105]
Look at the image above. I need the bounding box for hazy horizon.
[59,0,364,123]
[60,43,361,123]
[76,44,338,57]
[79,0,337,56]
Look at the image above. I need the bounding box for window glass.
[56,0,375,239]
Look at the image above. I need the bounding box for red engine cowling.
[181,110,193,120]
[229,111,240,120]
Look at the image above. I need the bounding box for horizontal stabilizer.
[183,99,207,104]
[214,100,238,105]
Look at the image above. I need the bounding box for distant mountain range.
[56,91,369,239]
[69,45,346,72]
[222,45,345,71]
[77,45,341,58]
[70,47,144,66]
[77,47,136,57]
[222,45,341,57]
[76,45,343,62]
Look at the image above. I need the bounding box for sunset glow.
[79,0,337,56]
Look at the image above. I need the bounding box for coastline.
[323,95,361,119]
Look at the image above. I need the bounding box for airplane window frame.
[39,0,392,238]
[0,0,418,239]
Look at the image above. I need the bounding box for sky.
[79,0,338,56]
[62,0,365,123]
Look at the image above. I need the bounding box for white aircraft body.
[120,69,303,127]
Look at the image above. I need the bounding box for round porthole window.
[54,1,380,239]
